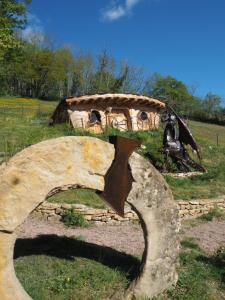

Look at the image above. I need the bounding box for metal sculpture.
[100,136,141,217]
[162,107,206,172]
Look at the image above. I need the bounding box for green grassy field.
[48,189,106,209]
[14,235,136,300]
[1,96,225,201]
[14,234,225,300]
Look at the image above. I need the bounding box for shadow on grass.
[197,248,225,284]
[14,234,141,281]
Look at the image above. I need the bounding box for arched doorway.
[107,108,132,131]
[88,110,103,133]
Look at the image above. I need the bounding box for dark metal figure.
[162,108,206,173]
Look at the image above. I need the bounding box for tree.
[51,48,74,98]
[0,0,31,95]
[0,0,31,60]
[121,65,144,94]
[71,52,95,95]
[89,50,129,94]
[202,93,221,113]
[144,73,199,115]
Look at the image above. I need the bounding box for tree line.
[1,0,225,125]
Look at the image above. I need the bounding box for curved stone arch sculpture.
[0,137,179,300]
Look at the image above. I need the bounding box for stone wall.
[35,197,225,224]
[35,203,139,225]
[178,197,225,219]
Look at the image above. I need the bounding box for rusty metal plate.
[99,136,141,217]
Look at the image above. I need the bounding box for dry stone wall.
[178,197,225,219]
[35,203,139,225]
[35,197,225,224]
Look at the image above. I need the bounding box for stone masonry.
[35,197,225,224]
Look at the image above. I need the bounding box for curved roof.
[66,93,165,109]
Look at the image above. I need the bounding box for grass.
[168,245,225,300]
[14,235,225,299]
[14,235,139,300]
[15,255,127,300]
[180,238,201,251]
[48,189,106,209]
[62,209,88,227]
[198,207,225,222]
[1,96,225,201]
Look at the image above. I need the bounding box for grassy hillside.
[166,120,225,199]
[1,96,225,200]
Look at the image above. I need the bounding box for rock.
[177,200,189,205]
[0,232,32,299]
[91,216,102,221]
[124,212,134,218]
[91,221,105,226]
[71,204,88,209]
[114,215,126,221]
[106,219,120,225]
[86,209,104,215]
[189,201,199,205]
[55,208,64,215]
[84,215,92,221]
[61,204,72,210]
[179,210,189,215]
[47,215,61,222]
[0,136,180,300]
[0,136,114,232]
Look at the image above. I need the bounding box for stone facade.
[68,105,161,133]
[35,197,225,225]
[51,94,165,133]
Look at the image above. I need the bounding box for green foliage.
[62,209,88,227]
[180,238,201,251]
[212,246,225,275]
[168,248,225,300]
[1,45,134,99]
[0,0,30,61]
[144,73,200,116]
[193,93,225,125]
[198,207,225,222]
[144,73,225,125]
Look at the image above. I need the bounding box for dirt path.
[181,219,225,253]
[16,214,225,256]
[16,214,145,256]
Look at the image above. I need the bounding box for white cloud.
[101,0,141,22]
[22,13,44,43]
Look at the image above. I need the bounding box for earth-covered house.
[50,93,165,133]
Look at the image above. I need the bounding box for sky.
[25,0,225,104]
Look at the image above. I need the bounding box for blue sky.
[26,0,225,103]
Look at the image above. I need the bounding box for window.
[89,110,101,124]
[139,111,148,121]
